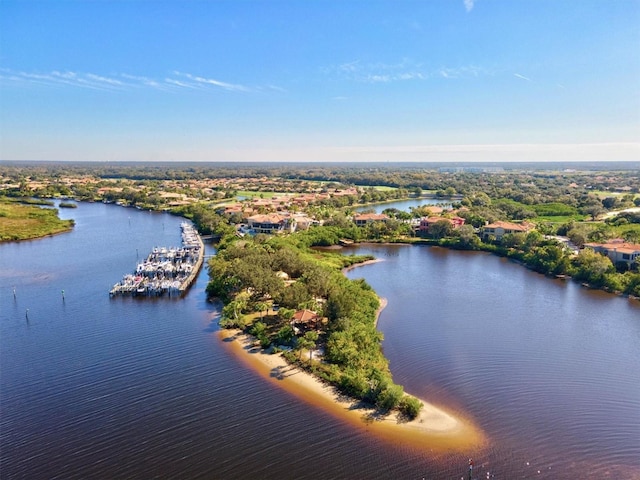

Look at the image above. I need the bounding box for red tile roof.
[354,213,389,221]
[483,221,531,232]
[292,309,320,324]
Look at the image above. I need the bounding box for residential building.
[584,239,640,267]
[482,221,532,241]
[247,213,291,234]
[418,216,465,233]
[353,213,389,227]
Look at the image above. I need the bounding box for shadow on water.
[203,309,221,333]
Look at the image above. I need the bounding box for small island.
[0,198,74,242]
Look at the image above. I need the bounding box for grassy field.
[610,223,640,239]
[0,201,74,242]
[235,191,281,199]
[532,215,588,224]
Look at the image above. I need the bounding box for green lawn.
[235,190,281,199]
[0,201,74,242]
[532,214,588,224]
[610,223,640,238]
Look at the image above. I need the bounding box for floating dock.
[109,222,204,297]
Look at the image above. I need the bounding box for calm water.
[346,244,640,479]
[356,197,446,213]
[1,202,639,479]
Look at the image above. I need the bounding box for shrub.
[376,384,404,411]
[398,395,423,420]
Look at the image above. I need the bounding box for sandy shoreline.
[218,329,485,452]
[217,257,485,451]
[341,257,385,272]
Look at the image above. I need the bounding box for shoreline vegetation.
[205,226,488,450]
[206,229,438,425]
[217,255,485,449]
[3,163,638,450]
[219,329,485,451]
[0,198,74,242]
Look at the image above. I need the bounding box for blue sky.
[1,0,639,162]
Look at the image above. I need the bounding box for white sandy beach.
[218,328,486,452]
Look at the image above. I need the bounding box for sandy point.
[341,257,385,273]
[218,329,486,453]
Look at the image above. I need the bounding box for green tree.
[456,225,481,248]
[250,321,271,348]
[297,330,319,362]
[276,325,295,345]
[429,219,453,239]
[376,384,404,411]
[254,301,269,318]
[572,249,615,286]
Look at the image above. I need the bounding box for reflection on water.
[355,197,447,213]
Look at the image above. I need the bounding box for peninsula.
[0,198,74,242]
[205,221,487,450]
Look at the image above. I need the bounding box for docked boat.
[109,223,204,298]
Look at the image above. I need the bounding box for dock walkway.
[109,222,204,297]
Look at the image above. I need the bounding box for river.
[1,202,639,479]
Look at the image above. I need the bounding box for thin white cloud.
[264,84,287,93]
[514,73,532,82]
[1,68,280,94]
[330,60,489,83]
[367,74,391,83]
[1,69,123,91]
[164,78,201,89]
[338,60,361,74]
[173,71,250,92]
[86,73,124,87]
[120,73,164,89]
[464,0,476,12]
[331,142,640,155]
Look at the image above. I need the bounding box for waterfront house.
[482,221,532,241]
[353,213,390,227]
[247,213,291,234]
[584,239,640,268]
[418,216,465,234]
[289,213,318,231]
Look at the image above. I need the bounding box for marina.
[109,222,204,297]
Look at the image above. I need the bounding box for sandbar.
[218,329,486,452]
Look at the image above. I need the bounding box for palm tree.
[297,331,319,363]
[255,301,268,318]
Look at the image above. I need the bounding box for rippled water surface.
[1,203,639,479]
[346,244,640,479]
